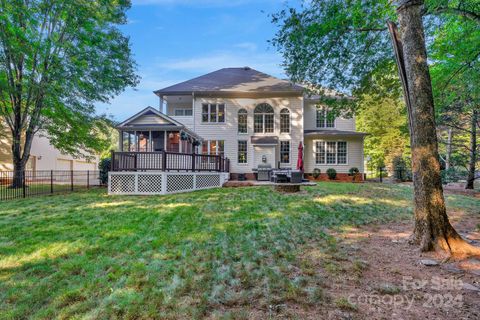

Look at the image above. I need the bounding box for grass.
[0,182,478,319]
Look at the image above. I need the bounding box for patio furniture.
[290,171,303,183]
[270,169,303,183]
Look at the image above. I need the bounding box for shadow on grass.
[1,182,478,318]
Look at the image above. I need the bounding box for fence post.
[111,150,116,171]
[191,152,196,172]
[162,150,167,171]
[87,170,90,189]
[22,171,26,198]
[50,170,53,194]
[70,170,74,191]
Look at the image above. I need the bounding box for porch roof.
[304,130,368,137]
[116,106,203,141]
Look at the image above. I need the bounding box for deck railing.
[111,151,230,173]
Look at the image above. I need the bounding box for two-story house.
[113,67,366,181]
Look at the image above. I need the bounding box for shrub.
[312,168,321,179]
[348,167,360,176]
[326,168,337,180]
[99,158,111,184]
[392,156,411,182]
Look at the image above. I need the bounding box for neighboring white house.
[0,128,99,171]
[114,67,366,181]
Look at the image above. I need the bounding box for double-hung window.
[315,141,347,164]
[238,140,247,164]
[174,109,193,116]
[316,108,335,128]
[280,108,290,133]
[254,103,274,133]
[202,103,225,123]
[280,141,290,164]
[238,109,248,134]
[201,140,225,163]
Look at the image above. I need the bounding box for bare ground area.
[217,200,480,319]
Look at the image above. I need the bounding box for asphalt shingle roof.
[154,67,304,95]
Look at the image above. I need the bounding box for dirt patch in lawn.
[215,211,480,319]
[318,210,480,320]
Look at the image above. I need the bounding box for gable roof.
[117,107,203,141]
[117,106,182,128]
[154,67,304,97]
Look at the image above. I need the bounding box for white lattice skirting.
[108,172,230,195]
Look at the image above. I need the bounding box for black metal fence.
[0,170,104,201]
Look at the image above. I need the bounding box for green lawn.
[0,183,478,319]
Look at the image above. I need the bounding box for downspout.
[192,92,196,132]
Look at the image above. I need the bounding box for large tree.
[272,0,480,256]
[0,0,138,186]
[430,15,479,189]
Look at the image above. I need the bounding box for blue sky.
[98,0,302,121]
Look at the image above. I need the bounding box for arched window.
[254,103,274,133]
[238,109,248,134]
[280,108,290,133]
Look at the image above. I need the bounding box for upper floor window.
[280,108,290,133]
[238,109,248,134]
[174,108,193,116]
[202,103,225,123]
[254,103,274,133]
[316,108,335,128]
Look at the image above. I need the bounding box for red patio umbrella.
[297,142,304,172]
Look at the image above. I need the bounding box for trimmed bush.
[348,167,360,176]
[99,158,111,184]
[312,168,321,179]
[326,168,337,180]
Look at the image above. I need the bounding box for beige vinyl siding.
[129,115,171,125]
[167,101,195,130]
[192,96,304,173]
[0,124,13,170]
[303,101,356,131]
[303,136,364,174]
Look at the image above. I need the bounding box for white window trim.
[253,104,275,134]
[316,108,336,129]
[314,140,348,165]
[201,140,225,156]
[174,108,193,116]
[280,108,291,134]
[237,140,248,165]
[237,109,248,135]
[279,140,291,165]
[201,103,226,124]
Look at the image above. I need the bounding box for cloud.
[156,50,284,78]
[234,42,258,51]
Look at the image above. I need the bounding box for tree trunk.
[445,128,453,170]
[396,0,479,256]
[10,127,30,189]
[465,109,477,189]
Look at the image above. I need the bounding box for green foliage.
[392,156,411,182]
[348,167,360,176]
[326,168,337,180]
[0,0,139,163]
[98,158,111,184]
[312,168,321,179]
